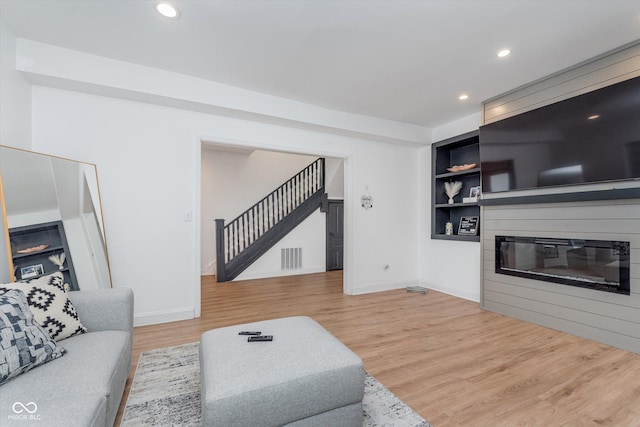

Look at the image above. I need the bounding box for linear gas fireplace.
[495,236,630,295]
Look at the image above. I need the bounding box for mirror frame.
[0,145,112,288]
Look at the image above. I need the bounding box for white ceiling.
[1,0,639,128]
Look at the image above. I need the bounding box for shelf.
[12,245,65,259]
[17,268,69,282]
[479,187,640,206]
[434,167,480,179]
[435,202,479,208]
[431,233,480,242]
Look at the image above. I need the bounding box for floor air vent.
[281,248,302,270]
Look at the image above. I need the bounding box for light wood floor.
[115,272,640,426]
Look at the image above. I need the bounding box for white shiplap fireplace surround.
[479,41,640,354]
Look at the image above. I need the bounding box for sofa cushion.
[0,290,64,385]
[0,289,65,386]
[0,272,86,341]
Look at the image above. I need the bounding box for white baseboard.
[134,308,195,327]
[350,279,420,295]
[234,266,325,281]
[419,281,480,302]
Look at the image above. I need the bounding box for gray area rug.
[121,342,431,427]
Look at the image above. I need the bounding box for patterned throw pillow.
[0,272,86,341]
[0,289,65,385]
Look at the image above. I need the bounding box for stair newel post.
[215,219,227,282]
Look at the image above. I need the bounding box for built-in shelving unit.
[9,221,79,290]
[431,130,480,242]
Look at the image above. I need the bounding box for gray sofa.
[0,287,133,427]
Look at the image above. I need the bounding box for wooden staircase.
[215,158,326,282]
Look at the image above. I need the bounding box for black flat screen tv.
[479,76,640,193]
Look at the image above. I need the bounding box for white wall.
[420,112,483,301]
[17,39,429,146]
[350,141,421,294]
[2,30,493,324]
[7,209,61,228]
[31,87,200,325]
[29,85,421,325]
[0,19,31,150]
[325,158,344,199]
[0,35,425,325]
[0,19,32,282]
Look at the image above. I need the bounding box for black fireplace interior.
[495,236,630,295]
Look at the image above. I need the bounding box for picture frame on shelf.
[20,264,44,279]
[463,186,481,203]
[470,186,481,198]
[458,216,479,236]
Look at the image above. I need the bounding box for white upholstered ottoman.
[199,316,364,426]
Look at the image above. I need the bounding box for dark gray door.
[326,200,344,271]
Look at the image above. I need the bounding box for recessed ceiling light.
[157,2,179,18]
[459,94,469,100]
[497,49,511,58]
[588,114,600,120]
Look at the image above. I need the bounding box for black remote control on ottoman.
[248,335,273,342]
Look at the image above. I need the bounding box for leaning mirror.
[0,145,112,290]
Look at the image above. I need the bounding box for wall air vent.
[281,248,302,270]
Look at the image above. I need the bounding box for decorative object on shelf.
[444,181,463,204]
[458,216,479,236]
[48,253,66,270]
[445,222,453,235]
[463,185,481,203]
[446,163,477,173]
[361,186,373,210]
[16,244,49,254]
